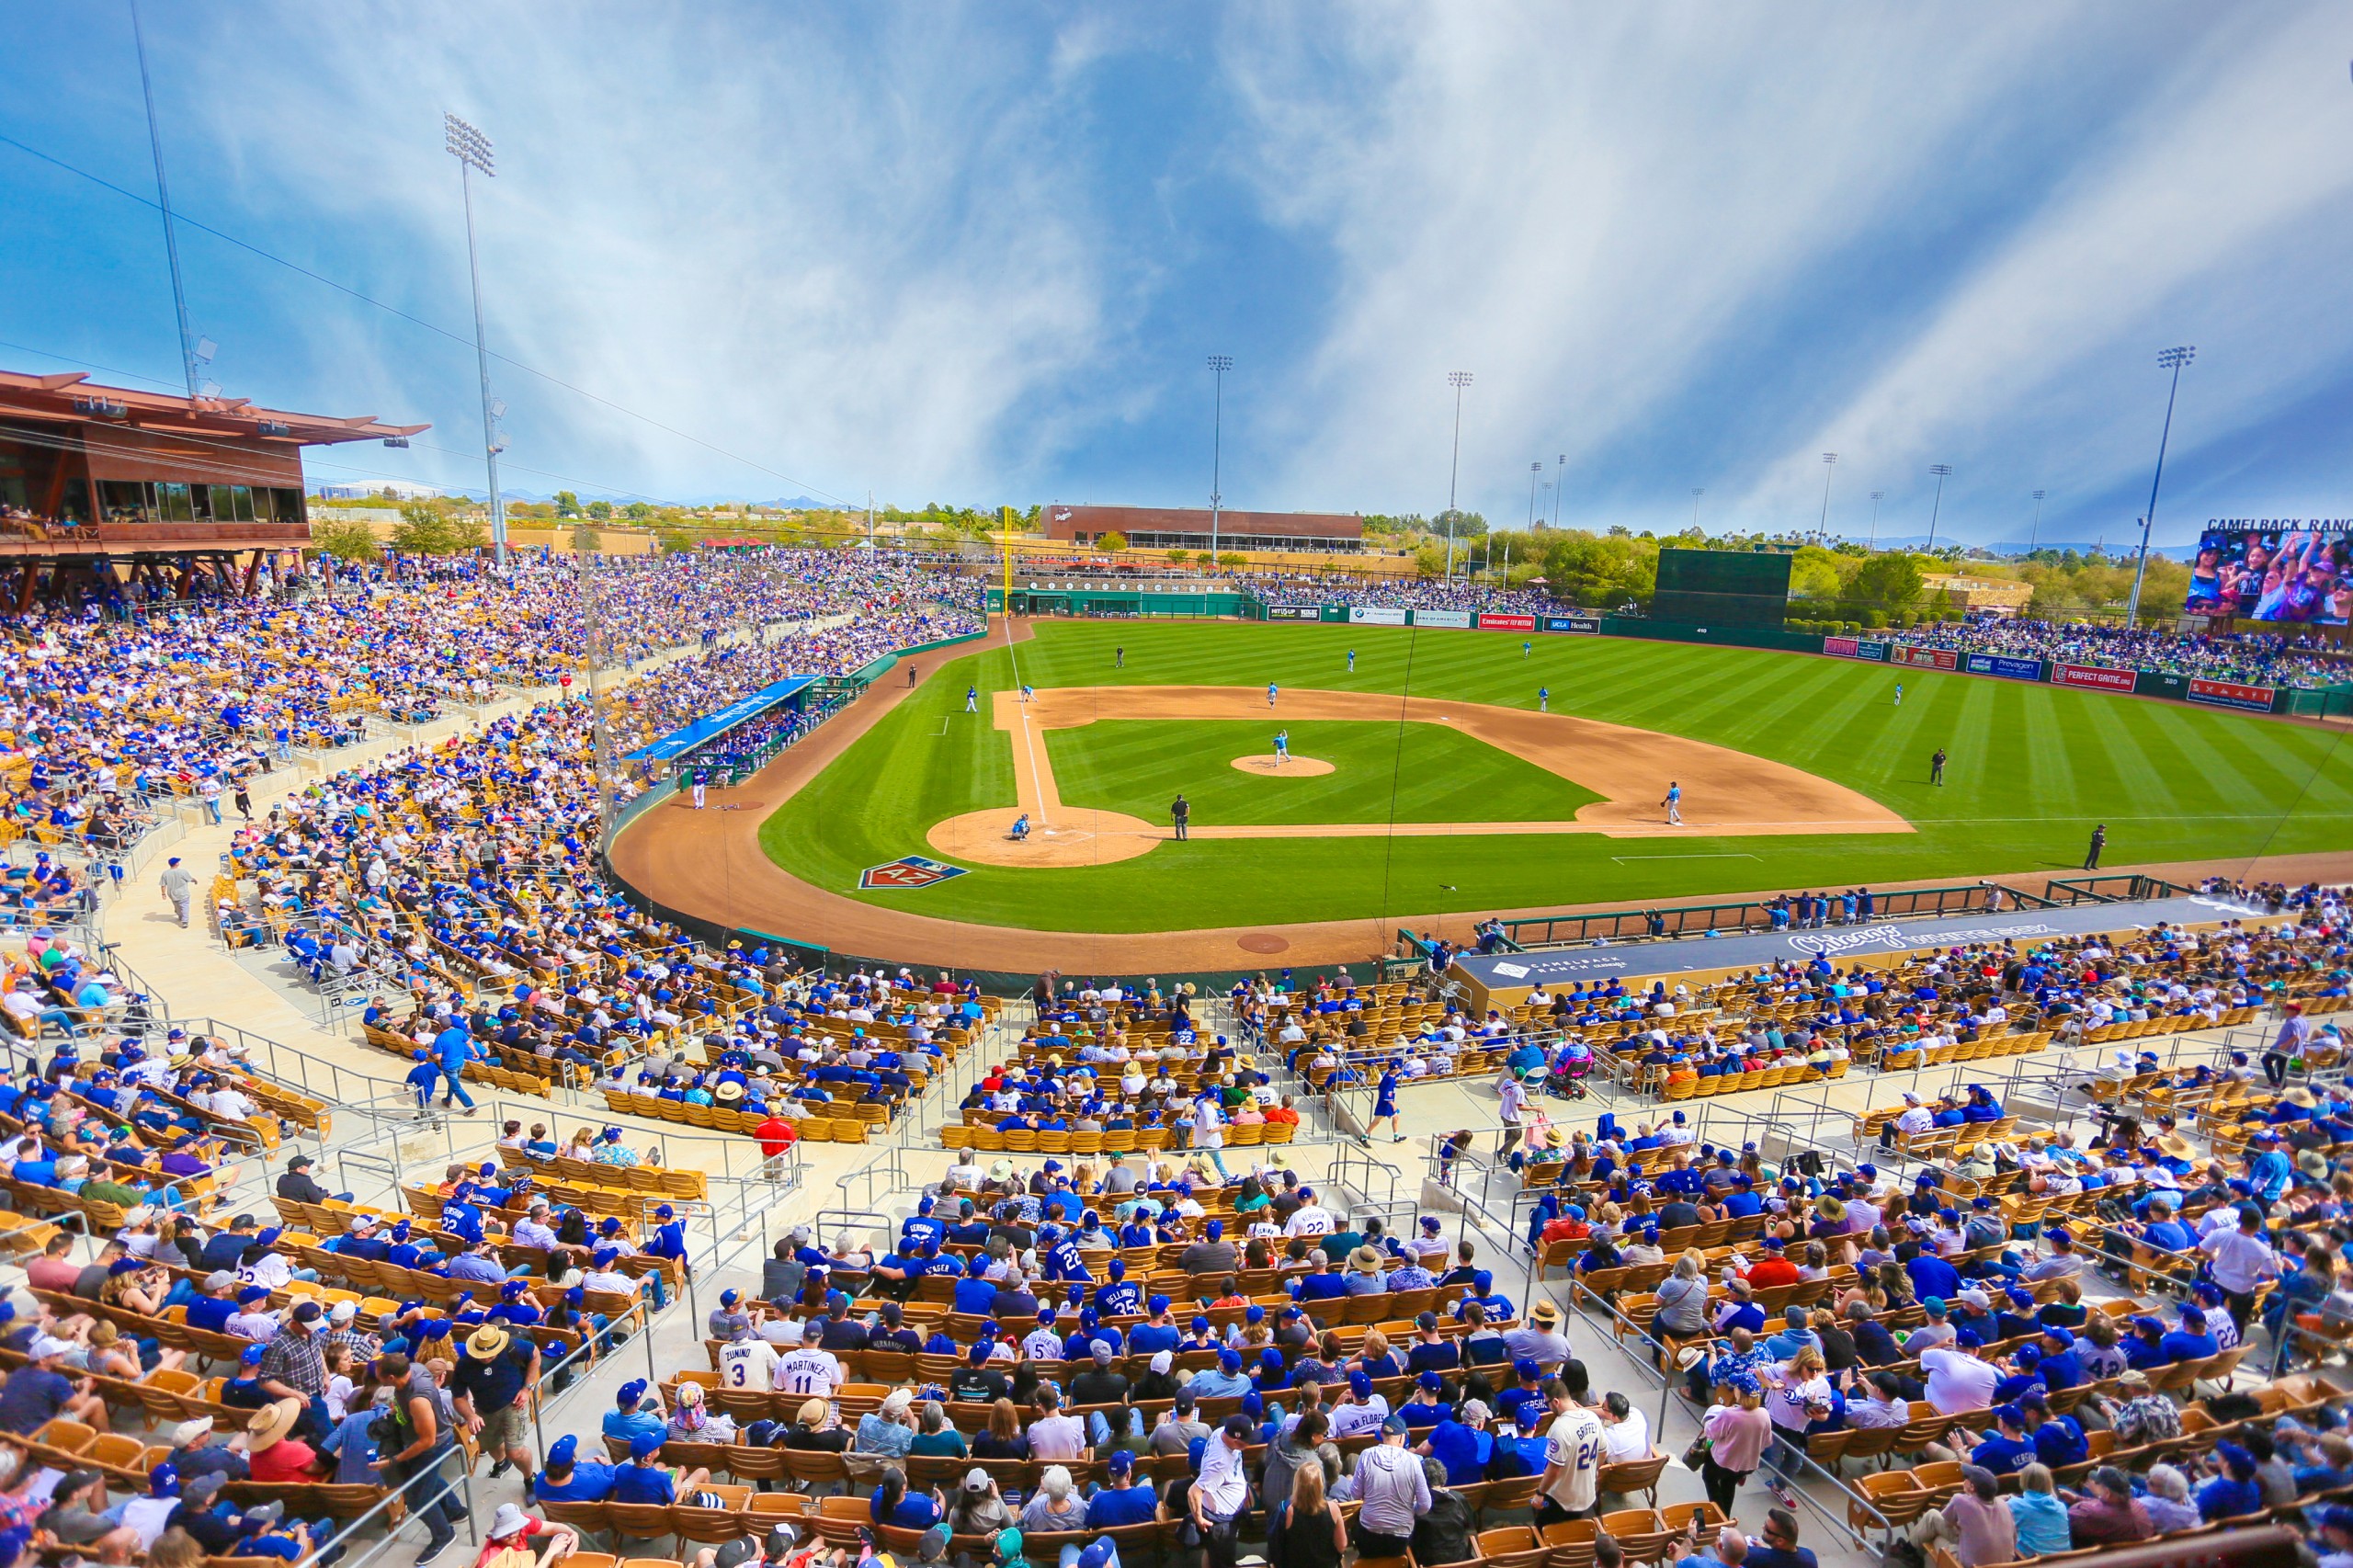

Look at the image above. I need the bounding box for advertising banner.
[1546,616,1602,635]
[1347,606,1408,626]
[1963,653,2044,682]
[1823,635,1858,657]
[2134,671,2188,700]
[1824,636,1889,662]
[2188,676,2278,712]
[1410,608,1472,629]
[1889,645,1959,671]
[1476,613,1538,632]
[2052,662,2137,694]
[1266,604,1322,621]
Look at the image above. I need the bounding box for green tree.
[1837,551,1925,622]
[1540,531,1656,608]
[1217,551,1246,569]
[308,516,380,562]
[571,522,603,553]
[1096,531,1128,553]
[1164,548,1189,565]
[1414,542,1449,579]
[390,502,456,555]
[622,502,654,521]
[1431,508,1487,539]
[554,491,581,518]
[1787,543,1845,601]
[448,514,489,553]
[586,500,613,521]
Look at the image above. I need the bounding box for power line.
[0,129,859,507]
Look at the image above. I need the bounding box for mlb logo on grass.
[859,855,969,891]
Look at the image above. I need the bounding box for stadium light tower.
[1445,371,1472,578]
[1206,355,1232,570]
[1552,453,1566,528]
[1926,464,1953,552]
[2029,489,2046,554]
[1869,491,1885,551]
[445,112,508,570]
[2126,347,2196,629]
[1816,453,1838,543]
[1528,460,1542,529]
[128,0,200,403]
[1690,488,1703,529]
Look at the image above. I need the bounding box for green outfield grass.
[753,619,2353,931]
[1045,719,1603,827]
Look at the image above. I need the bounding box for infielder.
[1347,650,1356,673]
[1267,681,1279,708]
[1021,683,1035,703]
[964,686,978,713]
[1662,780,1682,824]
[1539,687,1550,713]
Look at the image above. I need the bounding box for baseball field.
[735,619,2353,934]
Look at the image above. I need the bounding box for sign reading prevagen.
[1477,613,1538,632]
[2188,676,2277,712]
[2052,662,2136,693]
[1412,608,1473,629]
[1963,653,2044,682]
[1347,606,1409,626]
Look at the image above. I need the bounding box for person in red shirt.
[1264,1095,1301,1128]
[244,1398,321,1483]
[22,1236,81,1295]
[471,1502,577,1568]
[755,1113,798,1160]
[1743,1236,1801,1290]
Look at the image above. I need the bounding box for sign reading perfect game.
[1450,892,2266,1000]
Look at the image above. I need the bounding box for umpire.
[1171,793,1190,841]
[2085,824,2106,869]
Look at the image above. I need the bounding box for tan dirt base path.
[926,685,1908,869]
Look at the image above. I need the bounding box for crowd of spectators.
[1892,619,2352,690]
[1232,571,1558,616]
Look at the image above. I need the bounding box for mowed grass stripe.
[752,621,2353,930]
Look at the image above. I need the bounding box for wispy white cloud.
[185,4,1117,505]
[7,1,2349,540]
[1216,2,2353,540]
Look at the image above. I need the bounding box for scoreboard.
[1652,549,1793,627]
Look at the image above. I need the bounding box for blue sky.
[6,3,2353,546]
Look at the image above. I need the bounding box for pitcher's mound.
[1232,754,1335,777]
[926,806,1161,868]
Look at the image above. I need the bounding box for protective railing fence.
[318,1288,668,1568]
[1565,1255,1903,1553]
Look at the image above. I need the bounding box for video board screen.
[2187,523,2353,623]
